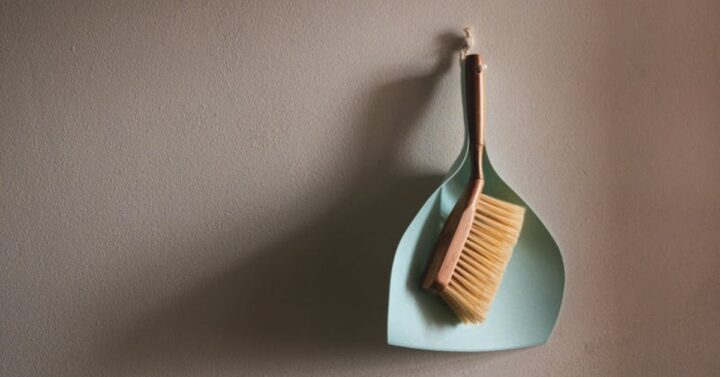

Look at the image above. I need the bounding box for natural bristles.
[440,194,525,323]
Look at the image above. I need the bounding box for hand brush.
[422,54,525,323]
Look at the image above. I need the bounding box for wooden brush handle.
[465,54,484,180]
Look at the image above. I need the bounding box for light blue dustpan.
[387,57,565,352]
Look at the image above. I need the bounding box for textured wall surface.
[2,1,719,376]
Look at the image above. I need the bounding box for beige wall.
[2,1,719,376]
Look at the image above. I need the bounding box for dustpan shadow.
[99,32,498,373]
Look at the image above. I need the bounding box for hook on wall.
[462,27,488,72]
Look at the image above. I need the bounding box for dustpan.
[386,55,565,352]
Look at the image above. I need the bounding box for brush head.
[424,191,525,323]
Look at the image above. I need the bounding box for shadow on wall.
[100,32,499,374]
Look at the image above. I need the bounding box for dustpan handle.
[465,54,484,180]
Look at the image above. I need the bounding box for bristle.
[440,194,525,323]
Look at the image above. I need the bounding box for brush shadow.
[100,31,501,373]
